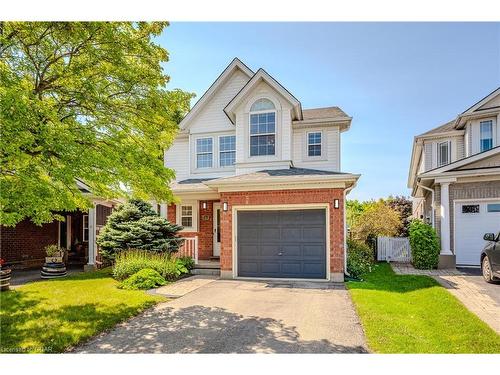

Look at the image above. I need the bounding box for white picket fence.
[377,236,411,262]
[176,236,198,264]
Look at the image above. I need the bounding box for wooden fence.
[377,236,411,263]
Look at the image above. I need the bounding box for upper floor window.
[437,141,450,167]
[219,135,236,167]
[250,99,276,156]
[196,138,213,168]
[480,120,493,152]
[308,132,322,157]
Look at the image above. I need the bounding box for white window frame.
[195,137,214,169]
[82,214,89,242]
[249,109,276,158]
[307,131,322,157]
[219,135,236,168]
[480,120,493,152]
[437,140,450,167]
[176,202,198,232]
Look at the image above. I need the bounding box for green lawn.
[347,263,500,353]
[0,269,164,353]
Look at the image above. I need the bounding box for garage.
[454,200,500,266]
[236,209,327,279]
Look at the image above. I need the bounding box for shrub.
[409,219,440,269]
[44,244,65,257]
[113,250,190,281]
[347,239,374,278]
[119,269,167,290]
[97,199,184,260]
[177,256,195,270]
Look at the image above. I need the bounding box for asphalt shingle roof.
[418,120,456,136]
[302,106,349,120]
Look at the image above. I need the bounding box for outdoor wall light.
[334,199,340,209]
[202,201,207,210]
[223,202,228,211]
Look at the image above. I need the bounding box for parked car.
[481,232,500,283]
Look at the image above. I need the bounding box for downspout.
[417,183,435,228]
[343,184,355,277]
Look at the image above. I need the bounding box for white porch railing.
[377,237,411,263]
[176,236,198,264]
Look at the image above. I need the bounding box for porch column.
[160,203,167,218]
[87,204,97,266]
[439,182,452,255]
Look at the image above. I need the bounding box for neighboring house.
[408,87,500,268]
[0,180,118,269]
[162,58,360,281]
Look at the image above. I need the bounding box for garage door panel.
[237,209,327,279]
[302,227,325,241]
[303,244,325,258]
[260,227,281,241]
[281,245,301,256]
[238,227,261,242]
[282,227,302,241]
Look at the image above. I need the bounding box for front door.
[213,203,221,257]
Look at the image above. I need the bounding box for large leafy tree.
[386,195,413,237]
[0,22,193,225]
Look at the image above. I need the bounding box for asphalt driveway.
[75,278,368,353]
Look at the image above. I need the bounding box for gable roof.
[416,120,456,137]
[302,106,348,120]
[179,58,253,130]
[455,87,500,128]
[224,68,302,124]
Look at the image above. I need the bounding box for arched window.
[249,98,276,156]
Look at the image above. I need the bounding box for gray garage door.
[237,209,327,279]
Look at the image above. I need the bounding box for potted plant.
[0,258,12,291]
[41,245,67,279]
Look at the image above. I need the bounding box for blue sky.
[157,22,500,201]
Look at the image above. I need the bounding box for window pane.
[196,153,212,168]
[196,138,213,153]
[438,142,449,166]
[220,151,235,167]
[308,132,321,145]
[308,144,322,156]
[480,121,493,152]
[181,217,192,227]
[487,203,500,213]
[219,136,235,152]
[250,113,275,135]
[250,98,275,112]
[181,206,192,216]
[250,135,275,156]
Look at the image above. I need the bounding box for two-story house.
[162,58,360,281]
[408,87,500,268]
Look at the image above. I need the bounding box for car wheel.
[482,256,494,283]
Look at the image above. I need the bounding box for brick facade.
[218,188,345,276]
[167,200,219,260]
[1,220,59,268]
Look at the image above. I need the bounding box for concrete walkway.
[392,263,500,334]
[152,275,218,298]
[75,279,367,353]
[9,267,83,287]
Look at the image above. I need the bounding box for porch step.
[191,268,221,276]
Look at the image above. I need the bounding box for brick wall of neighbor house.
[449,180,500,252]
[219,188,345,275]
[0,220,59,268]
[167,200,219,260]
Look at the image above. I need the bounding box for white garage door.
[454,200,500,266]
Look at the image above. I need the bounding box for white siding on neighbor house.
[164,137,189,180]
[424,142,433,171]
[188,69,250,134]
[423,136,464,171]
[291,126,341,171]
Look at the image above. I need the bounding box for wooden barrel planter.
[0,268,12,291]
[41,256,67,279]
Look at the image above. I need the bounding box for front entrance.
[213,203,221,257]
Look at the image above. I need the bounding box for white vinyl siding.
[164,137,189,179]
[291,126,340,171]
